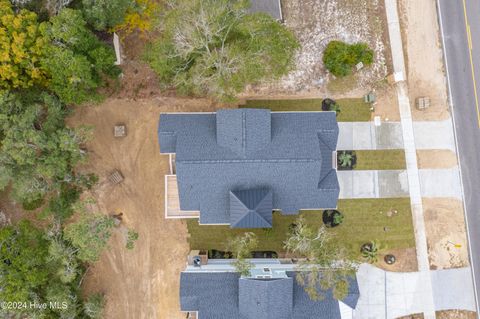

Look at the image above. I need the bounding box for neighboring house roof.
[239,277,293,319]
[248,0,283,20]
[179,271,359,319]
[158,109,339,227]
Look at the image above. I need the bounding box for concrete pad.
[338,170,409,199]
[431,267,476,311]
[418,167,462,198]
[338,122,404,150]
[413,120,456,152]
[375,123,404,149]
[354,264,475,319]
[353,122,375,150]
[378,170,410,198]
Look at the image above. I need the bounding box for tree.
[0,221,50,302]
[64,213,115,262]
[284,217,357,301]
[0,91,89,205]
[145,0,299,100]
[42,8,119,104]
[227,232,258,276]
[82,0,134,31]
[323,40,374,77]
[0,0,49,89]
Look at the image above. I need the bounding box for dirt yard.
[377,247,418,272]
[400,0,450,121]
[68,97,217,319]
[246,0,389,97]
[417,150,458,169]
[436,310,477,319]
[423,198,469,270]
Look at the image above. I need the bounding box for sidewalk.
[384,0,436,317]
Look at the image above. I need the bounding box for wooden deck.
[165,175,199,218]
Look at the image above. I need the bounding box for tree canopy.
[64,212,115,262]
[0,0,49,89]
[227,232,258,277]
[0,1,119,105]
[0,91,88,205]
[145,0,299,100]
[0,221,106,318]
[284,217,357,301]
[82,0,134,31]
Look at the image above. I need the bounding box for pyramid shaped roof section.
[230,188,273,228]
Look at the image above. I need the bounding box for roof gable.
[239,278,293,319]
[217,109,271,157]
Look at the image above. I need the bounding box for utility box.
[416,97,430,110]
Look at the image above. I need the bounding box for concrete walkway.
[353,264,476,319]
[338,120,456,152]
[385,0,436,316]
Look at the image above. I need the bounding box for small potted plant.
[322,98,341,116]
[322,210,344,228]
[337,151,356,170]
[361,240,382,264]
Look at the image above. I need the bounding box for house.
[158,108,339,228]
[248,0,283,21]
[179,256,359,319]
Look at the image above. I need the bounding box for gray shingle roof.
[230,188,273,228]
[239,277,293,319]
[179,271,359,319]
[248,0,283,20]
[158,109,339,227]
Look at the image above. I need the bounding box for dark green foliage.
[145,0,299,100]
[0,220,108,318]
[22,197,45,211]
[323,41,374,77]
[43,183,81,220]
[0,91,88,204]
[0,221,50,302]
[81,0,134,31]
[42,8,120,104]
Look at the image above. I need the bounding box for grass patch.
[187,198,414,260]
[354,150,406,170]
[241,98,371,122]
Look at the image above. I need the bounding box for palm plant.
[339,151,353,167]
[361,240,382,264]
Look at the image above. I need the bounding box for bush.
[323,41,374,77]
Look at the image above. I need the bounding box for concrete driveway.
[353,264,476,319]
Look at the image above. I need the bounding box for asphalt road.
[437,0,480,312]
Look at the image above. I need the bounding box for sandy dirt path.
[68,97,216,319]
[400,0,450,120]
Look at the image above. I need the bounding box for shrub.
[323,41,374,77]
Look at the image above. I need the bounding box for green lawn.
[241,98,372,122]
[187,198,415,259]
[353,150,406,170]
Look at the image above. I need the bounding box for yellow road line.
[462,0,480,127]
